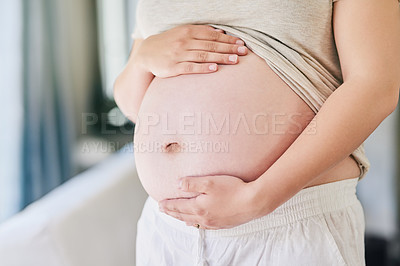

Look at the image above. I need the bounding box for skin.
[157,0,400,229]
[116,0,400,229]
[133,49,340,202]
[114,25,248,123]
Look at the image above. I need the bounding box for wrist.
[132,52,150,75]
[245,178,273,219]
[132,37,153,75]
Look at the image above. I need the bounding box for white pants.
[136,177,365,266]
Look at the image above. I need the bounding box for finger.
[178,51,239,64]
[159,197,198,214]
[175,62,218,75]
[179,176,213,193]
[213,28,225,33]
[201,25,224,33]
[187,40,248,55]
[191,25,243,45]
[192,224,214,230]
[162,210,216,230]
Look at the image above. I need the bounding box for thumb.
[179,176,210,193]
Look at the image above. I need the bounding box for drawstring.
[197,228,208,266]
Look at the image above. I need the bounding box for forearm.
[114,40,154,123]
[251,79,399,217]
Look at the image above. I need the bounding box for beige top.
[131,0,370,181]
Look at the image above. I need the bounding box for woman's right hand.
[134,25,248,78]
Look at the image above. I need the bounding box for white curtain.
[0,0,100,221]
[21,0,104,207]
[96,0,138,128]
[0,0,23,222]
[96,0,138,100]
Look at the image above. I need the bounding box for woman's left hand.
[158,175,265,229]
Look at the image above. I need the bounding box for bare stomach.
[134,50,361,202]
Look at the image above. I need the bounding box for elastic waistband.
[147,177,360,238]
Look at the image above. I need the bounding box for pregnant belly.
[134,50,315,202]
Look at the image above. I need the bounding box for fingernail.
[238,46,246,54]
[229,54,238,62]
[209,64,217,71]
[236,40,244,45]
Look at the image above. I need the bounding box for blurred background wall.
[0,0,399,265]
[360,107,400,265]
